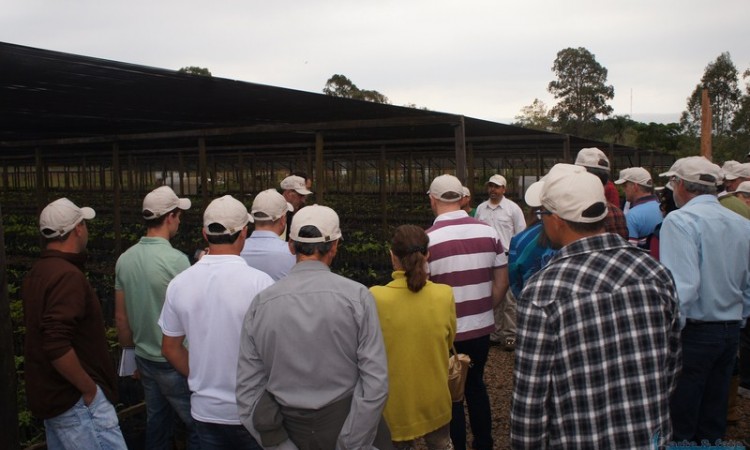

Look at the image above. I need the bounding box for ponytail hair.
[391,224,429,293]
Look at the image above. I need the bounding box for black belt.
[685,319,741,326]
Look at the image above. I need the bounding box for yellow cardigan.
[370,271,457,441]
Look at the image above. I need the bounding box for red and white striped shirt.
[427,210,507,341]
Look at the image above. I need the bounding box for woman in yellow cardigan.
[370,225,457,450]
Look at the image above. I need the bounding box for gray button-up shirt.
[237,260,388,449]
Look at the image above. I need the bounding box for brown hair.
[391,224,430,293]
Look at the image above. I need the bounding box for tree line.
[323,49,750,162]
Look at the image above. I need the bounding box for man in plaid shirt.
[511,164,681,449]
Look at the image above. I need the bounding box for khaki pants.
[490,290,516,343]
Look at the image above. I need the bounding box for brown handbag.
[448,345,472,402]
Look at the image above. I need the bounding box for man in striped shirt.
[426,174,508,450]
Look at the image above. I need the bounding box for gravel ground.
[422,346,750,449]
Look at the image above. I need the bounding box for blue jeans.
[451,335,492,450]
[670,321,740,442]
[44,385,127,450]
[136,355,199,450]
[194,420,262,450]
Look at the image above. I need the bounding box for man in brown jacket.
[22,198,127,450]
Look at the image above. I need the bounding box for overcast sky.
[2,0,748,124]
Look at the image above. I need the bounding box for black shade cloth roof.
[0,41,647,162]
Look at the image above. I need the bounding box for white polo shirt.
[159,254,274,424]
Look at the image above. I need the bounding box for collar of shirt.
[682,194,720,208]
[249,230,283,239]
[289,259,330,274]
[433,209,469,224]
[139,236,171,246]
[552,233,631,264]
[629,194,658,208]
[484,197,508,210]
[196,254,247,265]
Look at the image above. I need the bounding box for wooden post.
[380,147,387,233]
[0,205,20,450]
[237,152,245,197]
[178,152,186,196]
[127,153,134,193]
[35,148,45,211]
[199,138,208,207]
[701,87,712,160]
[467,143,475,193]
[315,132,325,204]
[454,116,467,183]
[112,143,122,255]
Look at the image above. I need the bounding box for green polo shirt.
[115,236,190,361]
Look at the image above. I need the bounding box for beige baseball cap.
[525,164,608,223]
[614,167,653,187]
[427,174,463,203]
[203,195,252,235]
[659,156,722,186]
[142,186,191,219]
[721,161,741,180]
[575,147,610,170]
[289,204,342,243]
[735,181,750,194]
[487,175,507,186]
[39,198,95,238]
[721,162,750,180]
[524,164,586,207]
[251,189,293,221]
[280,175,313,195]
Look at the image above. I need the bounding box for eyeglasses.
[535,209,553,220]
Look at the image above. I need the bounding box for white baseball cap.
[614,167,653,187]
[735,181,750,194]
[575,147,610,170]
[251,189,293,221]
[142,186,191,219]
[203,195,252,235]
[659,156,722,186]
[524,164,586,207]
[39,198,95,238]
[486,175,507,187]
[461,186,471,197]
[280,175,313,196]
[722,161,741,180]
[526,164,608,223]
[427,174,463,203]
[723,162,750,180]
[289,204,342,243]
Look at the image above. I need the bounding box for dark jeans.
[739,325,750,388]
[195,421,261,450]
[135,355,199,450]
[670,321,740,442]
[451,335,492,450]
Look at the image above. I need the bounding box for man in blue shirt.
[240,189,295,280]
[659,156,750,443]
[614,167,662,249]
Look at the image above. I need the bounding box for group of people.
[19,148,750,450]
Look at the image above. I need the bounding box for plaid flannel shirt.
[511,233,681,449]
[604,202,629,240]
